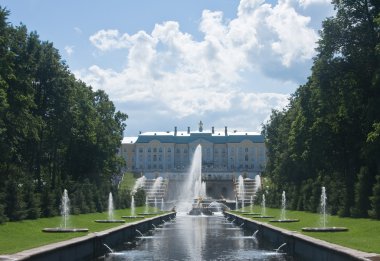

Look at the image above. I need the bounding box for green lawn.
[118,172,137,191]
[232,206,380,254]
[0,206,160,254]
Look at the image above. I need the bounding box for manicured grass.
[0,206,161,255]
[118,172,137,191]
[232,206,380,254]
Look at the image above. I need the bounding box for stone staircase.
[143,178,169,204]
[234,178,258,203]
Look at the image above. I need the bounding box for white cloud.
[89,29,132,51]
[298,0,331,8]
[64,45,74,56]
[76,0,331,133]
[239,92,289,113]
[266,1,318,66]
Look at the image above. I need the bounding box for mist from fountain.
[201,181,206,198]
[132,176,146,194]
[280,191,286,221]
[320,186,327,228]
[255,174,261,191]
[60,189,70,229]
[145,196,149,213]
[108,192,114,220]
[237,175,245,210]
[261,194,266,217]
[250,195,253,213]
[131,195,135,216]
[152,177,163,196]
[177,144,203,212]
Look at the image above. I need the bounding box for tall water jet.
[261,194,266,217]
[121,194,142,219]
[43,189,89,232]
[177,144,203,212]
[108,192,114,221]
[161,198,164,211]
[270,190,299,223]
[95,192,125,223]
[250,195,253,213]
[320,186,327,228]
[154,197,158,212]
[131,195,135,216]
[280,191,286,221]
[61,189,70,229]
[302,187,348,232]
[145,196,149,213]
[253,193,273,219]
[237,175,245,211]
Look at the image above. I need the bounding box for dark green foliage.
[117,189,132,209]
[40,186,57,217]
[4,179,26,221]
[134,188,146,207]
[369,175,380,219]
[351,167,372,217]
[263,1,380,219]
[0,204,7,224]
[0,193,8,224]
[0,6,127,222]
[23,183,40,219]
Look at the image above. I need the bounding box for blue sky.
[1,0,334,136]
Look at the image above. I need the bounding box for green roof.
[135,132,264,144]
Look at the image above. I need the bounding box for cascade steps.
[234,178,258,201]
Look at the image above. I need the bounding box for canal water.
[103,213,291,261]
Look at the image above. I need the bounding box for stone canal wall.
[225,212,379,261]
[0,212,176,261]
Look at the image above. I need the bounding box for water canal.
[101,213,291,261]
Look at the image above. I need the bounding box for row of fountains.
[42,189,166,233]
[235,185,348,232]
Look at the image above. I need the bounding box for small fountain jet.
[103,243,114,253]
[274,243,287,253]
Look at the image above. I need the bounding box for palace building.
[118,122,266,181]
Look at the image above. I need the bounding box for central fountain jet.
[176,144,211,215]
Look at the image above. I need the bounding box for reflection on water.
[103,213,290,261]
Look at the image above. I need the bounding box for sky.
[0,0,335,136]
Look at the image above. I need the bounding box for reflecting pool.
[102,213,291,261]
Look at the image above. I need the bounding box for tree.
[369,175,380,219]
[263,0,380,218]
